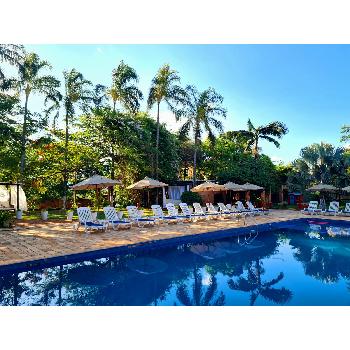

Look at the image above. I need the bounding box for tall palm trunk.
[20,91,30,179]
[113,100,116,113]
[253,136,259,159]
[155,101,160,179]
[63,112,69,210]
[193,138,198,185]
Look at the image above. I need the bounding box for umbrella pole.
[95,184,98,211]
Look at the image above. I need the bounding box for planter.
[16,210,23,220]
[41,211,48,221]
[66,211,74,221]
[91,212,98,221]
[3,220,11,228]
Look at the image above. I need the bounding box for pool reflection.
[1,226,350,306]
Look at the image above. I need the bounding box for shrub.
[180,191,202,205]
[0,211,15,228]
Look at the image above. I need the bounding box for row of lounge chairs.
[76,200,269,233]
[302,201,350,216]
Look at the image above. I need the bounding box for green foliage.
[180,191,202,205]
[287,142,350,192]
[0,211,15,228]
[232,118,288,158]
[1,46,311,211]
[107,60,143,113]
[200,135,280,191]
[178,85,226,182]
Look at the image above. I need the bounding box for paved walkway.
[0,210,348,268]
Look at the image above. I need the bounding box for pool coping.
[0,217,348,275]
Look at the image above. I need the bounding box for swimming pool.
[1,218,350,306]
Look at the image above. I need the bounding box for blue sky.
[23,44,350,163]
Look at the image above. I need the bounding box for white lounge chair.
[302,201,322,215]
[246,201,269,215]
[179,202,204,221]
[193,202,219,219]
[126,206,156,227]
[77,207,108,233]
[206,203,221,216]
[151,204,178,224]
[166,203,191,222]
[218,203,241,217]
[322,201,341,216]
[236,201,254,214]
[342,203,350,216]
[103,206,132,230]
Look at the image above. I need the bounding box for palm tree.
[228,260,292,305]
[147,64,186,178]
[0,44,24,80]
[107,60,143,113]
[62,69,92,208]
[178,85,226,184]
[9,52,60,177]
[176,267,225,306]
[233,119,288,158]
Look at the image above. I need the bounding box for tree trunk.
[254,137,259,159]
[20,92,29,179]
[63,112,69,210]
[110,157,115,205]
[193,138,197,185]
[113,100,116,113]
[155,101,160,179]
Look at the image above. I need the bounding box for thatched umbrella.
[223,182,246,191]
[240,183,264,202]
[127,177,168,207]
[71,175,122,208]
[307,183,337,192]
[307,183,338,208]
[241,183,264,191]
[191,182,226,192]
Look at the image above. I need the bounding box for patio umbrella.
[306,184,337,192]
[127,177,168,190]
[71,175,122,208]
[191,182,226,192]
[127,177,168,207]
[239,183,264,202]
[342,186,350,192]
[241,183,264,191]
[307,183,338,209]
[224,182,246,191]
[71,174,122,190]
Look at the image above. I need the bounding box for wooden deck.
[0,210,348,268]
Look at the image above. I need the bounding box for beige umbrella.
[307,183,338,209]
[127,177,168,207]
[127,177,168,189]
[241,183,264,191]
[306,184,337,192]
[71,174,121,190]
[71,175,122,209]
[224,182,246,191]
[191,182,226,192]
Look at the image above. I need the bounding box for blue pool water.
[1,219,350,306]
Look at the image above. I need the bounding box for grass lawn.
[21,208,154,221]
